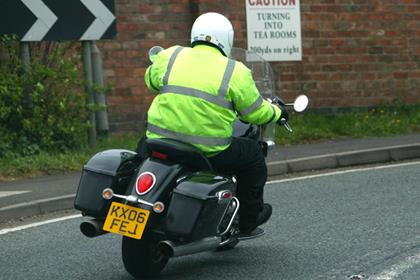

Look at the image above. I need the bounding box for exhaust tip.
[158,237,222,258]
[158,241,174,258]
[80,220,104,238]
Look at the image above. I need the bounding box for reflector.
[222,192,232,199]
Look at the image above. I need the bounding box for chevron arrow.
[21,0,57,41]
[80,0,116,40]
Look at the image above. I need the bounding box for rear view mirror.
[293,95,309,112]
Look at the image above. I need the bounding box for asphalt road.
[1,162,419,280]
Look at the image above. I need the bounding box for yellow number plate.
[103,202,150,240]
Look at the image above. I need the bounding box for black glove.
[276,106,289,126]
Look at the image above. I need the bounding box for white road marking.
[267,160,420,185]
[0,214,81,235]
[369,252,420,280]
[0,191,31,198]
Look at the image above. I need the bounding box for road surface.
[1,161,419,280]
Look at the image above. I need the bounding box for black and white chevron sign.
[0,0,116,41]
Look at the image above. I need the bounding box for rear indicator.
[153,201,165,213]
[136,172,156,195]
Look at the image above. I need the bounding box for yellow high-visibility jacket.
[144,44,282,156]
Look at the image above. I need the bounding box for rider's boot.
[236,203,272,240]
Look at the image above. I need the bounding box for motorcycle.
[74,47,308,279]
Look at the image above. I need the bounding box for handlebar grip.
[278,117,287,125]
[272,96,286,107]
[277,117,293,132]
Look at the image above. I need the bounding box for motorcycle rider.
[143,12,288,237]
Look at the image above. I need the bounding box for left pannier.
[74,149,140,219]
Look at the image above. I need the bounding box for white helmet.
[191,13,234,57]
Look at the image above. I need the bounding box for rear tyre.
[122,234,169,279]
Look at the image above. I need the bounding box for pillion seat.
[145,138,214,172]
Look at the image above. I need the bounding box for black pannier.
[74,149,140,218]
[165,172,236,240]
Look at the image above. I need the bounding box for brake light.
[151,151,168,160]
[136,172,156,195]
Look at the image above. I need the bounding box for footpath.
[1,133,420,224]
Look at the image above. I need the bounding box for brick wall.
[99,0,420,132]
[99,0,194,131]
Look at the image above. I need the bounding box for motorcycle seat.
[145,138,214,172]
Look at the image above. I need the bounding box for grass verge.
[0,134,141,180]
[276,106,420,145]
[1,105,419,181]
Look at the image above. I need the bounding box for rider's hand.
[276,106,289,126]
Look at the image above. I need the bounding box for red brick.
[322,64,353,72]
[394,72,409,79]
[312,73,329,81]
[318,48,335,55]
[280,74,296,81]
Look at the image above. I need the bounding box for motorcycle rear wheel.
[122,234,168,279]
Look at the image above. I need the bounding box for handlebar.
[267,94,308,133]
[270,96,287,107]
[268,97,293,133]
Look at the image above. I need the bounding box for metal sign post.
[82,41,97,148]
[91,42,110,135]
[19,42,32,113]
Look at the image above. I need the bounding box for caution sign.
[246,0,302,61]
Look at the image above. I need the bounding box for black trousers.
[209,137,267,229]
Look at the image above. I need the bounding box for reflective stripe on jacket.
[145,44,281,156]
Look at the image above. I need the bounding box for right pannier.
[165,172,236,240]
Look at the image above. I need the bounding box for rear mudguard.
[125,157,183,228]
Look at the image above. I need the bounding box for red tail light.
[151,151,168,160]
[136,172,156,195]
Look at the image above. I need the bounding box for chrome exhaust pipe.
[159,236,222,258]
[80,219,107,238]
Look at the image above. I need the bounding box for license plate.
[103,202,150,240]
